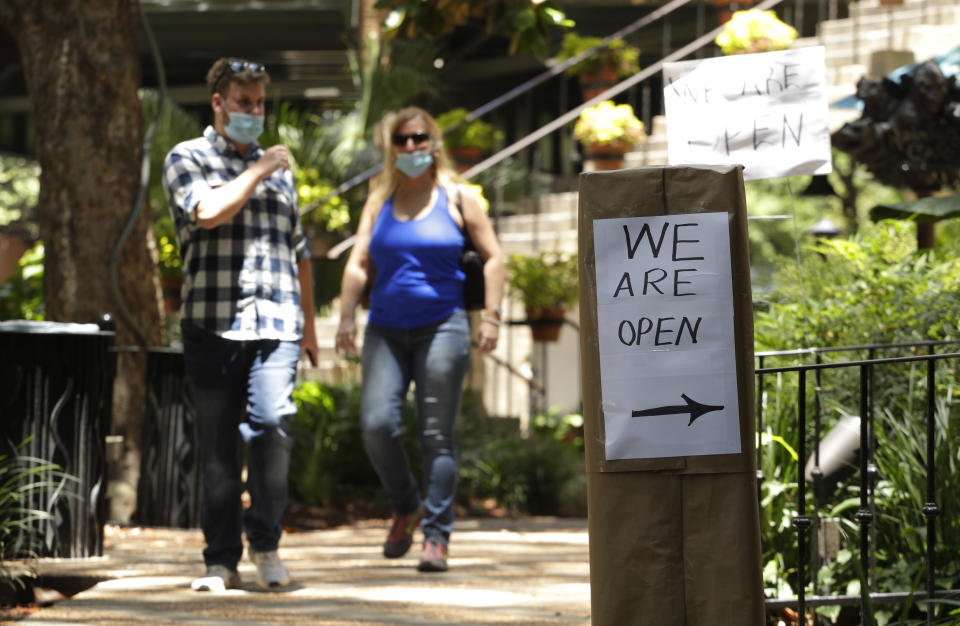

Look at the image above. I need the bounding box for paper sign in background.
[663,46,832,181]
[593,213,741,460]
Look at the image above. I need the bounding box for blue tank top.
[368,187,465,329]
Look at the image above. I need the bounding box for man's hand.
[255,144,290,180]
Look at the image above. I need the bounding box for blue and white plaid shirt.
[163,126,311,341]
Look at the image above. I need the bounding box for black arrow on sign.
[631,394,724,426]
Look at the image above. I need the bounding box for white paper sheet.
[663,46,832,181]
[593,213,742,460]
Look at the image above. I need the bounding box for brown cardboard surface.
[577,165,756,474]
[586,472,764,625]
[578,165,764,625]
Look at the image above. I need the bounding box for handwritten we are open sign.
[663,46,832,181]
[593,212,741,460]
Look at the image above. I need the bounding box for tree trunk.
[0,0,163,522]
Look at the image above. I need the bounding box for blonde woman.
[335,107,504,572]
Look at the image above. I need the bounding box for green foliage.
[506,251,579,311]
[0,242,44,321]
[435,108,505,153]
[457,403,585,516]
[715,9,797,55]
[556,32,641,78]
[755,220,960,350]
[755,221,960,621]
[1,440,78,589]
[376,0,574,59]
[289,381,406,508]
[294,167,351,234]
[572,100,645,147]
[0,154,40,238]
[140,90,202,283]
[289,382,585,517]
[744,150,906,293]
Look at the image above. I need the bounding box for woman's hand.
[476,316,500,354]
[335,316,358,354]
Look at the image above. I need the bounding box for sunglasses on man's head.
[213,60,267,92]
[392,132,431,147]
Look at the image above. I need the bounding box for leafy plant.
[0,242,44,321]
[715,9,797,55]
[1,440,78,590]
[572,100,645,147]
[289,381,586,518]
[376,0,574,59]
[506,251,578,312]
[754,221,960,622]
[555,32,641,78]
[0,154,40,240]
[435,108,505,153]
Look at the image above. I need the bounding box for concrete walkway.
[6,517,591,625]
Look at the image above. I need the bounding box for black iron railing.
[757,340,960,624]
[0,321,116,558]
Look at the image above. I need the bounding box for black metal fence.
[0,320,116,558]
[757,341,960,624]
[133,347,200,529]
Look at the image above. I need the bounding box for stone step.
[821,3,960,36]
[850,0,960,19]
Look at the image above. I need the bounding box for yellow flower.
[573,101,645,147]
[715,10,797,55]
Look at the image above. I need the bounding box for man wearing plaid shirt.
[163,57,318,593]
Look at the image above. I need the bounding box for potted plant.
[154,216,183,315]
[572,100,646,170]
[436,108,505,172]
[714,9,797,55]
[556,32,641,100]
[506,251,578,342]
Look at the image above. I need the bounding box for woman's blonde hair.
[368,106,464,209]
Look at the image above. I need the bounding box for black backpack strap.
[454,185,476,251]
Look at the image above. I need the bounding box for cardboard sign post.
[578,165,764,626]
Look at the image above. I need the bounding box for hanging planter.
[507,252,578,343]
[583,140,631,171]
[436,108,504,173]
[527,307,566,342]
[573,101,645,170]
[578,64,620,101]
[555,33,641,101]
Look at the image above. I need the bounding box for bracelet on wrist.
[481,315,501,327]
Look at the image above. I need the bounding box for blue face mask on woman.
[224,111,264,145]
[395,150,434,178]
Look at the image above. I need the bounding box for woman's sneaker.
[250,550,290,588]
[383,508,421,558]
[191,564,241,591]
[417,539,448,572]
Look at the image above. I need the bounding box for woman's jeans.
[181,322,299,570]
[361,310,471,545]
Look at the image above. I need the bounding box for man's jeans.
[181,322,299,569]
[361,310,471,545]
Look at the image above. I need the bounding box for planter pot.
[584,141,630,171]
[527,307,566,342]
[578,65,619,101]
[451,146,486,173]
[160,276,182,314]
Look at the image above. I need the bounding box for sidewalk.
[5,517,591,625]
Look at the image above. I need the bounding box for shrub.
[289,382,585,518]
[754,221,960,622]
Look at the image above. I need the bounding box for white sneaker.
[191,564,241,592]
[250,549,290,588]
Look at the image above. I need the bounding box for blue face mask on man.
[395,150,435,178]
[224,111,264,145]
